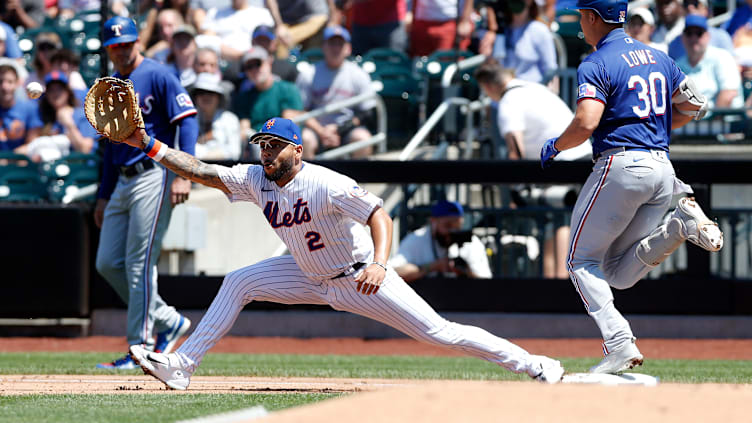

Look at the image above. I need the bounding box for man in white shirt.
[389,200,493,282]
[475,58,590,279]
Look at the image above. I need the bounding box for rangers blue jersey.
[576,29,686,157]
[109,58,197,166]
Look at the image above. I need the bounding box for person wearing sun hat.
[191,72,241,160]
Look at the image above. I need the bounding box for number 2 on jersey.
[305,231,325,251]
[628,72,666,118]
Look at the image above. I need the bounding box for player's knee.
[424,321,462,346]
[95,255,119,279]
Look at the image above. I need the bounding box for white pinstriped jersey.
[217,162,383,281]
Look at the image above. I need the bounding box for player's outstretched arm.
[123,129,231,195]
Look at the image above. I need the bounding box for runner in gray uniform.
[540,0,723,374]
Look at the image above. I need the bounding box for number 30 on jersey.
[628,72,666,118]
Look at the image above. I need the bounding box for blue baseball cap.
[323,26,351,43]
[684,14,708,31]
[103,16,139,47]
[431,200,464,218]
[250,118,303,146]
[253,25,276,40]
[44,70,69,86]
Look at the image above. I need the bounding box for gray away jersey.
[217,162,383,280]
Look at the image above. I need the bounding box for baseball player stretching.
[127,117,565,389]
[95,17,195,369]
[540,0,723,374]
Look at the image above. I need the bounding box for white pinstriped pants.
[177,255,541,377]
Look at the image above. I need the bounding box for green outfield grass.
[0,393,339,423]
[2,352,751,423]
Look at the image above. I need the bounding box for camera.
[447,230,473,245]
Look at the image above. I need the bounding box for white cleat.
[672,197,723,252]
[589,339,644,374]
[531,355,565,384]
[129,345,192,390]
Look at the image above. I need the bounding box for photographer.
[390,200,493,282]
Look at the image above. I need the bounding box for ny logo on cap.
[111,24,123,36]
[266,119,276,129]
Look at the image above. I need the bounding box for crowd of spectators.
[3,0,752,279]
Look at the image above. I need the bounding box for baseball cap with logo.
[323,26,351,43]
[253,25,276,41]
[174,24,197,39]
[44,70,69,86]
[250,118,303,146]
[103,16,139,47]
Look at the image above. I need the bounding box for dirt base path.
[3,336,752,360]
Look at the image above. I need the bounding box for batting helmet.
[103,16,139,47]
[574,0,628,24]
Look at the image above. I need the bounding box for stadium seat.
[360,48,411,74]
[43,153,101,203]
[0,155,48,203]
[299,47,324,64]
[371,65,422,149]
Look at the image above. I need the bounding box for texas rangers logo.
[111,24,123,36]
[578,83,597,99]
[176,93,193,107]
[266,119,276,129]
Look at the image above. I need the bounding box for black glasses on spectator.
[244,60,262,71]
[684,28,705,38]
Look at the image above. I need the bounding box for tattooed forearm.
[161,148,230,193]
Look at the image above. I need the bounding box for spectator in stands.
[475,59,589,279]
[653,0,684,45]
[723,0,752,39]
[409,0,474,57]
[49,49,88,92]
[139,0,199,55]
[165,24,199,86]
[193,46,220,75]
[296,26,377,159]
[200,0,274,61]
[389,200,493,282]
[25,32,63,89]
[232,46,302,159]
[145,8,185,60]
[667,0,734,60]
[0,21,25,64]
[495,0,556,84]
[20,71,96,162]
[252,25,298,83]
[625,7,667,53]
[191,72,241,160]
[1,0,45,30]
[677,14,743,110]
[264,0,336,58]
[57,0,129,19]
[0,60,42,152]
[189,0,231,33]
[339,0,408,56]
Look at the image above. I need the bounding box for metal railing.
[290,81,388,159]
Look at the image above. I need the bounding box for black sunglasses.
[243,60,262,71]
[684,28,705,38]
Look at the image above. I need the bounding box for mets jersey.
[576,28,686,157]
[217,162,383,280]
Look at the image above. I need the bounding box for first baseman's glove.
[84,77,144,143]
[540,137,559,169]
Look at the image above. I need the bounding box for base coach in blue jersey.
[540,0,723,374]
[94,17,197,369]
